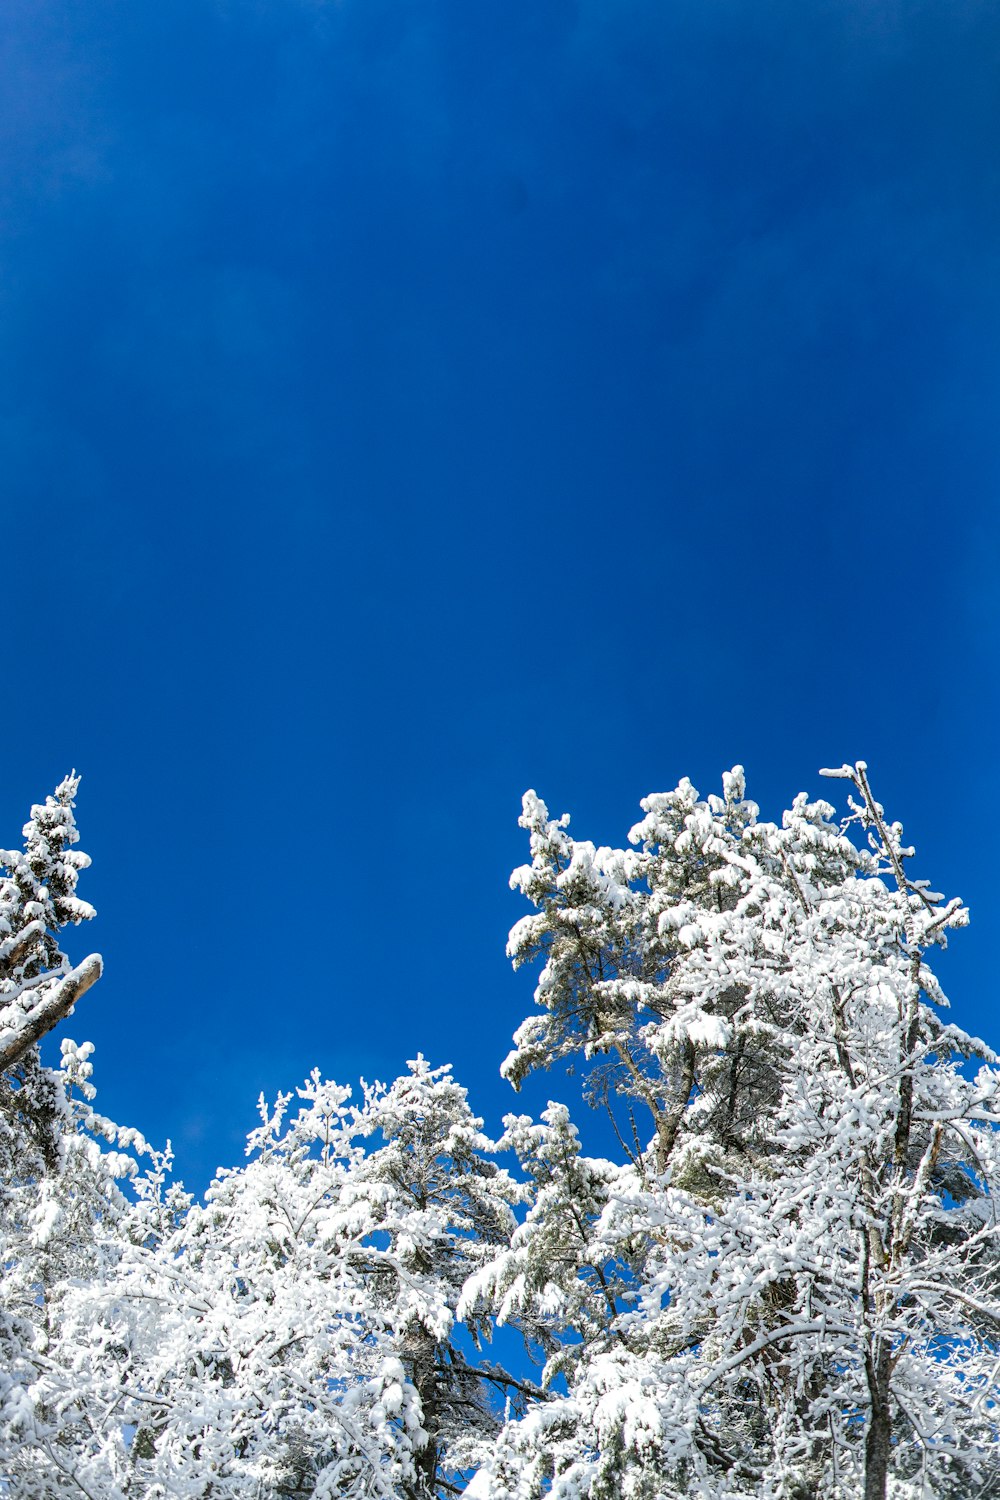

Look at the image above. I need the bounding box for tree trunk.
[864,1339,892,1500]
[405,1338,440,1500]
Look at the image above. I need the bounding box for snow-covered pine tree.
[458,1098,643,1400]
[0,773,101,1171]
[0,775,115,1489]
[471,763,1000,1500]
[353,1057,526,1498]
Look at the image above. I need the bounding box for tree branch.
[0,954,103,1071]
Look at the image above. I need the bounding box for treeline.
[1,765,998,1499]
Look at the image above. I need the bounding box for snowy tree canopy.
[1,763,998,1500]
[481,762,1000,1500]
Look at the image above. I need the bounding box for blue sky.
[2,0,998,1190]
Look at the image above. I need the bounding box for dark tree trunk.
[405,1339,441,1500]
[864,1339,892,1500]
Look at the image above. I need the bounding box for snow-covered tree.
[14,1059,523,1500]
[471,762,1000,1500]
[0,775,112,1492]
[56,1070,427,1499]
[352,1057,526,1497]
[459,1102,626,1393]
[0,1039,160,1499]
[0,773,101,1083]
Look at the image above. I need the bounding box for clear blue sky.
[2,0,998,1191]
